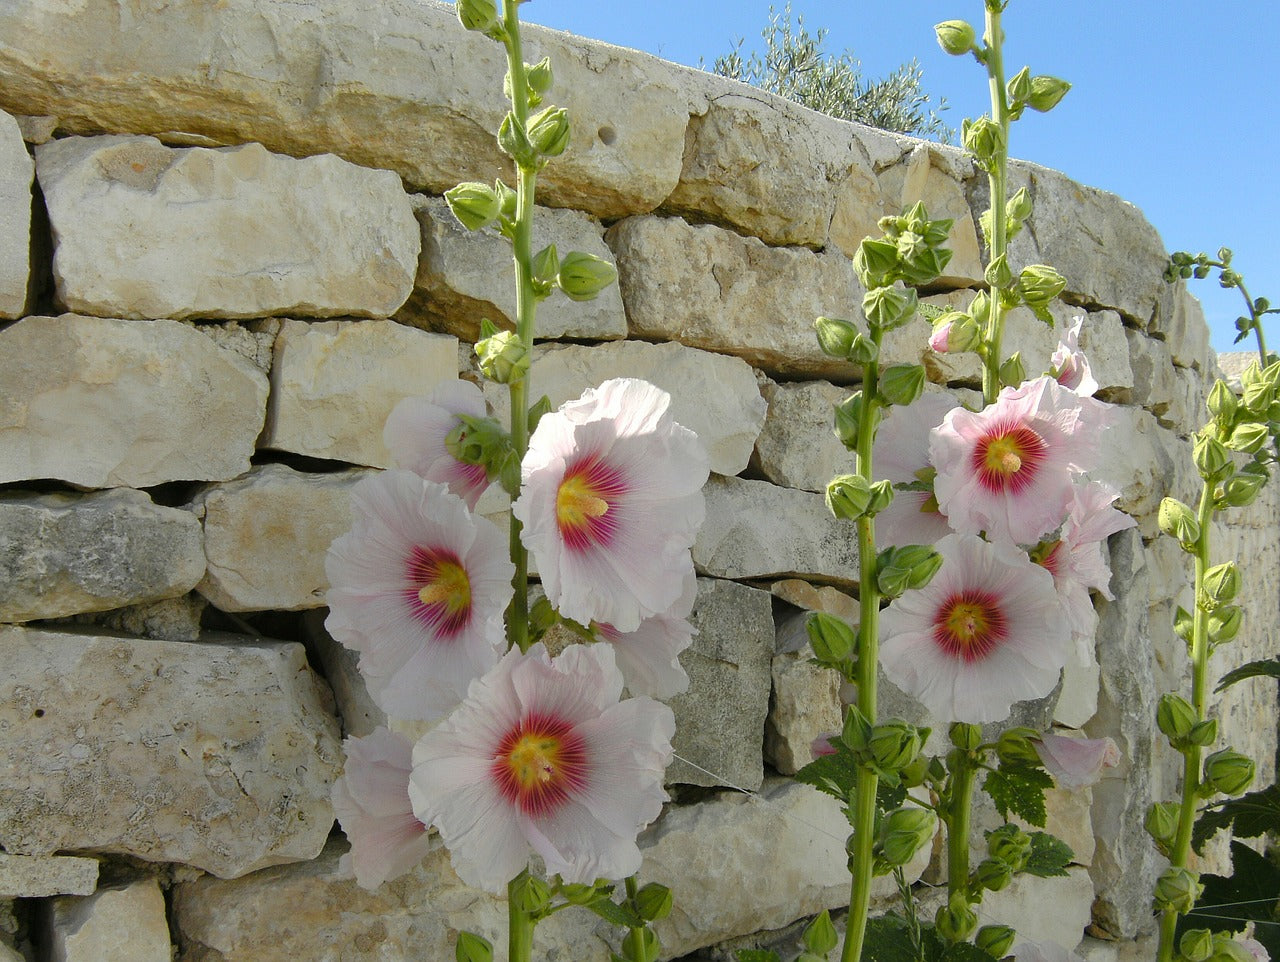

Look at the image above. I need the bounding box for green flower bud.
[807,611,857,664]
[527,106,570,158]
[531,243,560,286]
[976,925,1017,959]
[1207,605,1243,644]
[476,329,530,384]
[494,178,518,220]
[995,726,1042,766]
[968,289,992,326]
[1200,562,1240,610]
[1180,929,1215,962]
[456,930,494,962]
[456,0,499,33]
[445,181,502,231]
[934,19,976,56]
[864,284,919,332]
[510,872,552,914]
[868,720,924,776]
[1227,422,1269,454]
[879,364,926,407]
[1188,718,1218,748]
[853,239,900,288]
[849,332,880,366]
[1242,378,1275,416]
[999,352,1027,388]
[1174,606,1195,644]
[1153,866,1202,915]
[878,807,937,866]
[930,311,982,355]
[526,57,554,96]
[935,899,979,943]
[962,116,1005,168]
[1220,468,1267,508]
[1028,75,1071,113]
[557,251,616,302]
[833,392,862,450]
[1017,264,1068,306]
[1144,802,1179,847]
[1006,187,1034,225]
[802,910,839,956]
[1156,692,1197,744]
[558,882,600,905]
[899,754,930,788]
[950,722,982,751]
[867,480,895,516]
[826,474,873,521]
[1203,748,1255,796]
[878,545,943,598]
[1159,498,1201,547]
[814,316,860,360]
[842,704,873,753]
[497,111,537,168]
[973,857,1013,892]
[987,824,1032,872]
[1193,435,1232,484]
[1006,66,1033,106]
[1207,379,1239,427]
[985,252,1014,290]
[634,882,673,922]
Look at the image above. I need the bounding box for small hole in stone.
[597,126,617,146]
[33,708,45,718]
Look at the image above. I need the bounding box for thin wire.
[1192,898,1280,911]
[1186,912,1280,928]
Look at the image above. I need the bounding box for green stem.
[980,3,1010,406]
[947,756,976,914]
[623,876,646,961]
[1235,278,1271,364]
[1156,480,1215,962]
[508,876,535,962]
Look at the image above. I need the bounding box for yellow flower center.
[944,601,992,646]
[984,435,1024,476]
[556,473,610,531]
[504,732,565,793]
[417,560,471,615]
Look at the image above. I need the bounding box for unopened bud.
[1200,562,1240,611]
[976,925,1017,959]
[445,182,502,231]
[814,316,860,360]
[934,19,976,56]
[985,252,1014,290]
[935,900,979,943]
[1207,605,1243,644]
[527,106,570,157]
[931,311,982,355]
[853,239,900,288]
[806,612,857,665]
[1157,692,1197,745]
[802,910,839,957]
[1006,66,1033,106]
[833,392,862,450]
[1188,718,1218,748]
[864,284,919,332]
[634,882,673,922]
[1203,749,1255,796]
[1159,498,1201,546]
[510,873,551,914]
[1181,929,1215,962]
[868,720,924,776]
[987,824,1032,872]
[1153,866,1202,915]
[475,330,529,384]
[556,251,616,302]
[1006,187,1033,224]
[826,474,874,521]
[879,364,926,407]
[1018,264,1068,306]
[867,480,895,516]
[526,57,553,96]
[974,857,1013,892]
[456,0,499,33]
[1207,379,1239,426]
[996,726,1042,766]
[1028,75,1072,113]
[1193,435,1232,484]
[1227,422,1269,455]
[878,807,937,866]
[962,116,1005,168]
[950,722,982,752]
[456,930,494,962]
[878,545,943,598]
[999,352,1027,388]
[1145,801,1179,846]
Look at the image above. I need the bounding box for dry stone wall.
[0,1,1275,960]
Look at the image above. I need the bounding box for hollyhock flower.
[331,727,434,889]
[1050,316,1100,397]
[383,380,492,509]
[880,532,1072,724]
[326,470,513,722]
[873,392,959,548]
[1240,938,1270,962]
[409,643,675,893]
[593,569,697,699]
[1035,733,1121,788]
[512,378,709,633]
[930,376,1099,545]
[811,733,838,758]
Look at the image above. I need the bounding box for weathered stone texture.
[37,135,419,320]
[173,836,610,962]
[193,464,374,612]
[608,215,863,379]
[981,867,1095,954]
[1149,281,1212,371]
[48,879,171,962]
[0,489,203,623]
[0,110,31,318]
[398,196,626,341]
[1094,406,1197,538]
[766,647,842,775]
[0,315,268,487]
[260,320,457,468]
[0,854,98,898]
[0,626,341,878]
[754,379,850,493]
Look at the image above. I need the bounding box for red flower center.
[932,589,1008,662]
[492,713,589,818]
[555,455,627,552]
[971,420,1048,495]
[403,546,472,639]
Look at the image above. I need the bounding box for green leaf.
[918,303,948,322]
[860,916,920,962]
[1177,842,1280,959]
[939,943,997,962]
[1022,831,1073,878]
[1216,657,1280,692]
[983,764,1053,827]
[735,952,783,962]
[585,897,645,929]
[878,779,909,813]
[795,746,861,802]
[1192,784,1280,853]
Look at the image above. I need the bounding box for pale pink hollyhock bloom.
[512,378,709,634]
[1034,732,1122,789]
[873,392,959,548]
[409,643,675,894]
[1050,316,1100,397]
[331,727,434,890]
[880,533,1072,724]
[1011,941,1084,962]
[326,470,513,722]
[594,570,697,699]
[1239,938,1270,962]
[930,376,1098,546]
[928,322,953,354]
[383,380,492,509]
[811,733,838,758]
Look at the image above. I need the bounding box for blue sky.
[520,1,1278,357]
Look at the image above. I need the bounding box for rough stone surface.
[173,836,611,962]
[260,320,458,468]
[765,647,841,775]
[1094,406,1197,538]
[0,488,203,623]
[608,215,863,379]
[0,854,97,898]
[695,476,860,585]
[769,580,859,626]
[0,0,692,219]
[0,315,268,487]
[483,340,766,477]
[980,867,1095,954]
[66,594,209,643]
[0,110,31,318]
[754,378,850,493]
[302,610,385,740]
[48,879,170,962]
[37,135,419,320]
[193,463,374,612]
[398,196,626,342]
[1124,327,1181,423]
[187,318,280,374]
[1150,281,1212,371]
[0,625,341,878]
[667,579,773,790]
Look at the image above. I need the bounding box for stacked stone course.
[0,1,1275,959]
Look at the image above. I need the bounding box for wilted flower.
[594,570,697,699]
[873,392,959,548]
[1034,733,1121,788]
[409,643,675,893]
[1050,316,1100,397]
[326,470,513,721]
[331,727,434,890]
[383,380,493,509]
[880,533,1072,724]
[512,378,708,633]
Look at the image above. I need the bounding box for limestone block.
[1150,281,1212,371]
[1215,351,1255,392]
[1080,936,1159,962]
[14,113,56,144]
[0,110,31,318]
[981,867,1095,954]
[0,854,97,898]
[640,778,928,959]
[765,648,842,775]
[173,836,610,962]
[260,319,458,467]
[0,0,690,219]
[0,315,268,488]
[0,489,204,623]
[302,610,384,739]
[483,340,766,477]
[1094,406,1196,538]
[1004,160,1169,324]
[0,625,341,878]
[829,126,914,257]
[74,595,209,643]
[1125,327,1180,422]
[187,318,280,374]
[193,463,374,612]
[694,476,860,585]
[666,579,773,790]
[37,135,418,320]
[769,580,859,626]
[398,196,626,342]
[664,88,857,249]
[1055,643,1100,729]
[754,379,850,493]
[48,879,170,962]
[607,215,864,379]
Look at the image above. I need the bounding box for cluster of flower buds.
[1178,929,1265,962]
[836,709,931,789]
[873,806,938,873]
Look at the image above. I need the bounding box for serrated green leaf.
[735,951,783,962]
[983,764,1053,827]
[918,303,948,322]
[1023,831,1073,878]
[878,780,909,813]
[861,916,920,962]
[1216,657,1280,692]
[1192,784,1280,853]
[795,747,861,802]
[586,897,645,929]
[1176,842,1280,959]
